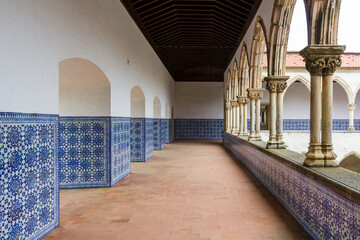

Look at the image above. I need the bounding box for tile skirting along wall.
[0,112,59,240]
[58,117,130,188]
[174,119,223,140]
[153,119,162,150]
[223,133,360,240]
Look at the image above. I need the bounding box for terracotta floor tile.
[44,140,310,240]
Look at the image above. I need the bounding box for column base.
[322,143,337,161]
[249,131,261,141]
[277,141,287,149]
[231,129,239,135]
[348,126,355,131]
[266,136,277,149]
[304,143,338,167]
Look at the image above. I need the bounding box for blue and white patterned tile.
[130,118,145,162]
[224,134,360,240]
[110,117,131,186]
[58,117,110,188]
[145,118,154,161]
[174,119,223,140]
[0,112,59,240]
[160,119,167,149]
[153,119,161,150]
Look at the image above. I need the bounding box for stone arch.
[268,0,297,76]
[283,79,310,119]
[239,43,250,96]
[153,96,161,118]
[333,76,353,104]
[130,86,145,118]
[249,17,268,89]
[303,0,341,45]
[59,58,111,116]
[165,102,171,119]
[285,75,310,94]
[232,59,239,100]
[226,70,232,102]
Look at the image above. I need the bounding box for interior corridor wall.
[174,82,224,140]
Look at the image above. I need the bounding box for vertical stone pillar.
[225,102,231,132]
[231,100,240,134]
[247,88,264,141]
[237,96,249,136]
[347,104,356,131]
[300,45,345,167]
[265,78,277,148]
[276,81,287,149]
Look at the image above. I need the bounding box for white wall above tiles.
[175,82,224,119]
[0,0,174,118]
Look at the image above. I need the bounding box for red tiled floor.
[44,140,310,240]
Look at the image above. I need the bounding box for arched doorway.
[58,58,129,188]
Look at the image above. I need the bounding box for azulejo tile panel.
[130,118,145,162]
[58,117,110,188]
[0,112,59,240]
[110,118,131,186]
[145,118,154,161]
[153,119,161,150]
[283,119,355,131]
[58,117,130,188]
[223,134,360,240]
[160,119,167,149]
[174,119,223,140]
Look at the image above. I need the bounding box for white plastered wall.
[0,0,174,118]
[175,82,224,119]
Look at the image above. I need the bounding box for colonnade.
[225,0,345,168]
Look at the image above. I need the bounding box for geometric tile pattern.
[160,119,167,149]
[110,117,131,186]
[130,118,145,162]
[0,112,59,240]
[130,118,154,162]
[153,119,161,150]
[58,117,110,188]
[174,119,223,140]
[145,118,154,161]
[162,119,171,144]
[224,134,360,240]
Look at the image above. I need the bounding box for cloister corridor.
[44,141,310,240]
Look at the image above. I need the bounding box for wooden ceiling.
[121,0,262,82]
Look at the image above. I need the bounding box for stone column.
[237,96,249,136]
[265,78,277,148]
[231,100,239,134]
[247,88,264,141]
[276,80,288,149]
[347,104,356,131]
[300,45,345,167]
[225,102,231,132]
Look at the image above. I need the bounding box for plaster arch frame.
[285,75,310,95]
[239,43,250,97]
[333,75,354,105]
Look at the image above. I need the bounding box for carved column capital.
[300,45,345,75]
[347,104,356,111]
[237,96,249,105]
[247,88,264,101]
[225,102,231,109]
[230,100,239,107]
[264,76,289,93]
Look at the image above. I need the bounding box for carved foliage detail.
[305,56,342,75]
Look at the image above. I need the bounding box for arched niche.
[333,81,350,119]
[130,86,145,118]
[165,102,171,119]
[59,58,110,116]
[153,97,161,118]
[283,81,310,119]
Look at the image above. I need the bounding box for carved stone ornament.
[230,100,239,107]
[247,88,264,100]
[300,45,345,75]
[225,102,231,109]
[264,76,289,93]
[237,96,250,105]
[266,82,277,93]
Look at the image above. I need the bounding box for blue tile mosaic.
[58,117,130,188]
[110,118,131,186]
[174,119,223,140]
[130,118,154,162]
[153,119,161,150]
[160,119,167,149]
[0,112,59,240]
[58,117,110,188]
[224,134,360,240]
[145,118,154,160]
[283,119,310,131]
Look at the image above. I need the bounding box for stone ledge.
[224,132,360,205]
